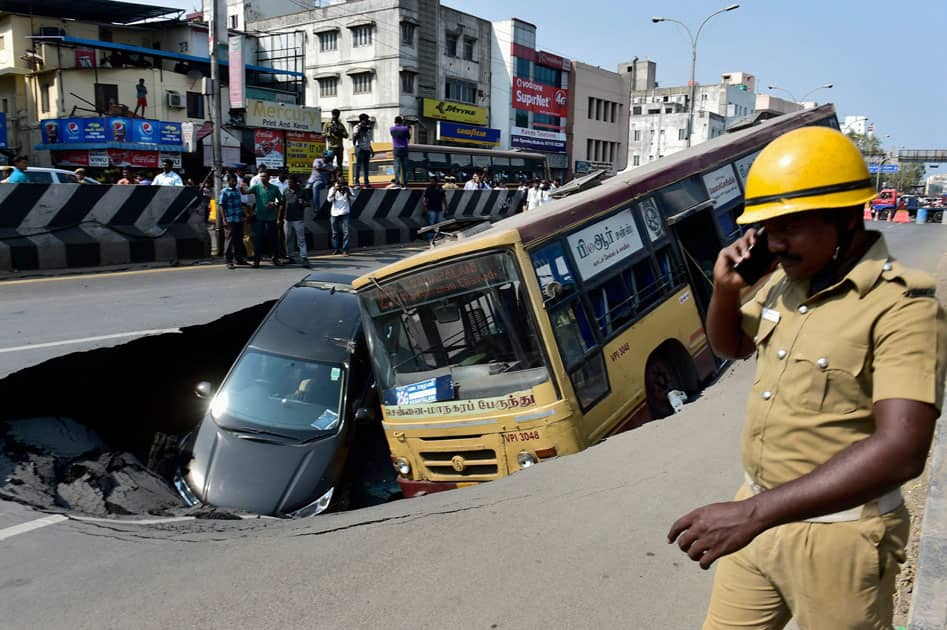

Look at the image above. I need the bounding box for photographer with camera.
[322,109,348,171]
[326,175,353,256]
[353,113,374,188]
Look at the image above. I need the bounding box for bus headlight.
[393,457,411,476]
[517,451,539,469]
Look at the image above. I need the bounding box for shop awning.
[0,0,181,24]
[35,142,186,152]
[34,35,305,77]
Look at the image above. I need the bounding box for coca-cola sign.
[512,77,569,118]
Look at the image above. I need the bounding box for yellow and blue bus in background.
[353,105,841,497]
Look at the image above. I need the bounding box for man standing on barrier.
[668,126,946,628]
[323,109,348,172]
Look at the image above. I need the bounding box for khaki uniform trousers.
[704,484,909,630]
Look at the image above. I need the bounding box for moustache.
[774,252,803,263]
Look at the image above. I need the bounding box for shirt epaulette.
[880,261,937,298]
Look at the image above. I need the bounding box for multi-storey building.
[840,115,871,137]
[490,18,570,180]
[567,60,630,177]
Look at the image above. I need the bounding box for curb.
[908,416,947,629]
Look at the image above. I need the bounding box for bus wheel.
[645,353,691,420]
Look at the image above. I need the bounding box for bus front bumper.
[397,476,479,498]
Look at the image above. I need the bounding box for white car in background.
[0,166,100,183]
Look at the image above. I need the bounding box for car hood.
[183,419,346,516]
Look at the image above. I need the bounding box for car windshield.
[211,349,345,440]
[359,250,549,403]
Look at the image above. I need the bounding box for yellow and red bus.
[353,105,840,497]
[347,143,549,188]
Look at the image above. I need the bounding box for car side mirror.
[195,381,215,400]
[354,407,376,423]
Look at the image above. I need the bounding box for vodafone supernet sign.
[513,77,569,118]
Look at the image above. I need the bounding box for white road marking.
[0,328,180,354]
[0,515,68,541]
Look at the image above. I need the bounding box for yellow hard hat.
[738,126,876,224]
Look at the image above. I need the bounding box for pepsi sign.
[131,119,157,143]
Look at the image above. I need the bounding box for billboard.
[40,117,182,146]
[510,126,567,154]
[254,128,285,168]
[422,98,488,126]
[229,34,245,110]
[512,77,568,118]
[436,121,500,147]
[285,130,325,174]
[244,99,321,133]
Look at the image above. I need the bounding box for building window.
[178,42,188,53]
[318,77,338,98]
[648,155,654,162]
[533,113,560,129]
[186,91,204,118]
[633,129,641,141]
[351,72,373,94]
[586,139,592,161]
[515,109,528,128]
[229,15,238,30]
[463,38,476,61]
[678,128,687,141]
[632,105,641,115]
[444,77,476,104]
[1,98,7,113]
[633,155,640,166]
[513,23,535,48]
[40,83,51,113]
[318,31,338,52]
[0,36,6,50]
[401,22,416,46]
[400,71,415,94]
[93,83,117,113]
[352,25,373,47]
[587,97,594,120]
[533,64,561,87]
[515,57,530,78]
[445,33,458,57]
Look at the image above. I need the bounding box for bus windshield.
[359,251,549,403]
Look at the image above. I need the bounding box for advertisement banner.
[229,34,245,110]
[157,121,183,145]
[0,112,7,149]
[75,48,96,69]
[436,121,500,147]
[244,98,321,133]
[510,126,567,153]
[512,77,568,118]
[108,117,130,142]
[52,149,91,167]
[129,119,159,143]
[254,129,285,169]
[422,98,488,126]
[285,130,325,174]
[89,150,109,167]
[536,50,570,71]
[566,208,644,281]
[702,164,741,208]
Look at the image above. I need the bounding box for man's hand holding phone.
[714,228,774,292]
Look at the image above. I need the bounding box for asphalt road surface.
[0,223,943,629]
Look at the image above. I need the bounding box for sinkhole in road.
[0,302,398,519]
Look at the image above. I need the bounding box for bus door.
[666,203,721,317]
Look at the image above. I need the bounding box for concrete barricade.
[0,184,208,272]
[307,188,525,249]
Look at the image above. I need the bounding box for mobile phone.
[733,228,774,285]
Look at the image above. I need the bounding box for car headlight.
[392,457,411,476]
[288,487,334,518]
[517,451,539,469]
[173,470,200,507]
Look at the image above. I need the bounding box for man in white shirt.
[151,159,183,186]
[464,173,486,190]
[249,163,269,188]
[526,180,542,210]
[326,175,353,256]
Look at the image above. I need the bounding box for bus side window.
[653,246,677,292]
[550,301,595,368]
[590,272,636,337]
[628,258,660,310]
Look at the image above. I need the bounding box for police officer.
[668,126,947,628]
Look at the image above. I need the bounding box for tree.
[878,162,925,192]
[847,131,882,157]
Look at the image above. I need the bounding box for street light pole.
[767,83,833,108]
[652,4,739,149]
[209,0,225,256]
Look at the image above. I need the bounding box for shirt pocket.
[785,341,868,414]
[752,317,779,384]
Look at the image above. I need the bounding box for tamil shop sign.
[40,117,183,146]
[244,98,322,133]
[566,208,644,281]
[422,98,488,126]
[512,77,568,118]
[436,121,500,147]
[286,130,325,174]
[510,126,567,154]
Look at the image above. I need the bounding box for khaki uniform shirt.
[740,232,946,490]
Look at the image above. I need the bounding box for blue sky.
[152,0,946,150]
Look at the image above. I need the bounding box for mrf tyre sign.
[513,77,569,118]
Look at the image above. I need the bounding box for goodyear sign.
[436,121,500,147]
[423,98,488,126]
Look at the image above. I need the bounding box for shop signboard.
[245,98,321,133]
[130,119,158,143]
[510,126,567,153]
[40,117,183,147]
[512,77,568,118]
[254,128,285,168]
[108,117,131,142]
[435,121,500,147]
[229,34,245,109]
[536,50,570,71]
[565,208,644,281]
[53,149,93,167]
[285,130,325,174]
[157,121,183,145]
[421,98,488,126]
[0,112,7,149]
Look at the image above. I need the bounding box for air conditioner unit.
[167,91,185,109]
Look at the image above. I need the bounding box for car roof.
[249,275,362,364]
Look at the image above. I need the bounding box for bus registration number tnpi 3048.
[505,431,541,443]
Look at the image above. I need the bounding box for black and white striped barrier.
[0,184,208,272]
[308,188,525,248]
